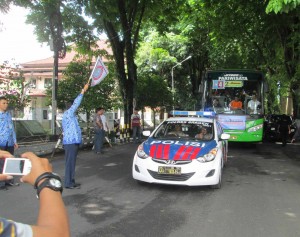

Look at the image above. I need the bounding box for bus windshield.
[200,70,267,142]
[202,70,265,116]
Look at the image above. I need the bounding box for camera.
[3,158,32,175]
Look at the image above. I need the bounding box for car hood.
[143,138,218,160]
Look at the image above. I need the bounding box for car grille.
[147,170,195,181]
[152,158,192,165]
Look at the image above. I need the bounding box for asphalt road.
[1,142,300,237]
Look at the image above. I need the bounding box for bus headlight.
[248,124,263,132]
[136,145,149,159]
[197,148,218,163]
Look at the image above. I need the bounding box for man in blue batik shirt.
[0,96,18,190]
[62,84,89,189]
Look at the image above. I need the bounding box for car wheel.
[211,168,222,189]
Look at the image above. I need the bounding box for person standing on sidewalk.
[0,96,18,190]
[93,107,105,154]
[62,84,89,189]
[278,114,292,147]
[101,108,110,146]
[131,109,142,143]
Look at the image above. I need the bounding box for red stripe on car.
[190,147,201,159]
[163,144,170,159]
[173,146,187,160]
[150,145,156,157]
[156,144,163,158]
[181,146,194,160]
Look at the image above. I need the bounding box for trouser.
[94,129,105,152]
[280,130,289,146]
[64,144,79,188]
[132,126,141,143]
[0,145,15,187]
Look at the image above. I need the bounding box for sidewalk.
[16,141,59,157]
[15,138,124,158]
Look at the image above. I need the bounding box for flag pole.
[88,56,99,84]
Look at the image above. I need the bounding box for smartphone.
[3,158,32,175]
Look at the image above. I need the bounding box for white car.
[132,114,230,188]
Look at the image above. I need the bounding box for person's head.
[251,94,257,101]
[133,109,139,114]
[96,107,104,115]
[174,124,181,131]
[234,96,240,101]
[65,99,74,110]
[0,96,8,112]
[200,127,207,134]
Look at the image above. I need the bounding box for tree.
[46,59,121,116]
[136,74,172,127]
[0,61,31,116]
[266,0,300,13]
[197,0,300,114]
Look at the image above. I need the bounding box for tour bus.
[198,69,268,142]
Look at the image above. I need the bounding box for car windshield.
[153,121,214,141]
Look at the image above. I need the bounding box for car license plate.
[158,166,181,175]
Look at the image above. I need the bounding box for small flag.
[90,56,109,87]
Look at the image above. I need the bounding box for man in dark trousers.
[278,114,292,147]
[62,83,89,189]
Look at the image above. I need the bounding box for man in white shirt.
[247,94,261,114]
[100,109,109,132]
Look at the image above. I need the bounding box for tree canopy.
[1,0,300,117]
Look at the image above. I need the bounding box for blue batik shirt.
[0,111,17,147]
[62,94,83,145]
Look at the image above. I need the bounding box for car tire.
[211,168,222,189]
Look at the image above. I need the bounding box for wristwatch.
[34,172,61,189]
[36,177,63,199]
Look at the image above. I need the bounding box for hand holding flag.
[89,56,109,87]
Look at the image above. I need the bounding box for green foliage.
[5,0,300,116]
[136,74,172,110]
[46,60,122,113]
[0,61,30,112]
[136,30,194,110]
[266,0,300,13]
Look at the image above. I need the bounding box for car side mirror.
[142,130,151,137]
[220,133,230,140]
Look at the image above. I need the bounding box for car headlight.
[248,124,263,132]
[136,145,149,159]
[197,148,218,163]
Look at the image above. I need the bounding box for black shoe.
[65,185,81,189]
[6,182,19,187]
[66,183,81,189]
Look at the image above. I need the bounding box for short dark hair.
[0,96,8,101]
[96,107,104,113]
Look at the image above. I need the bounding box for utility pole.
[50,38,58,136]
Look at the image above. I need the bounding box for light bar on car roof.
[171,110,216,117]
